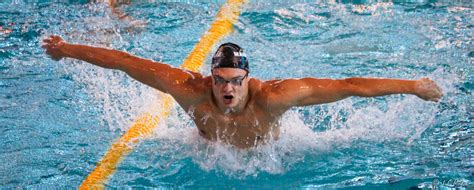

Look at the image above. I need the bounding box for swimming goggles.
[212,73,248,86]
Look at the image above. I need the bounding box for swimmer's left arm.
[265,77,442,109]
[340,77,443,101]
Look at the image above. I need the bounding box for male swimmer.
[42,35,443,148]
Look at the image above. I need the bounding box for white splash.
[142,87,442,178]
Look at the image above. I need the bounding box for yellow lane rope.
[79,0,246,189]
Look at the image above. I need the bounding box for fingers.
[42,35,64,61]
[51,35,63,43]
[44,48,52,55]
[417,77,443,102]
[42,35,56,42]
[436,84,443,96]
[429,83,443,102]
[41,42,54,49]
[429,79,443,98]
[42,35,63,43]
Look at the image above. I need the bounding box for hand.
[42,35,67,61]
[415,78,443,102]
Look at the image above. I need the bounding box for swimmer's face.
[211,68,249,110]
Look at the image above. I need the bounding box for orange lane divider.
[79,0,246,189]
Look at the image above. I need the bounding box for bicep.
[120,57,202,97]
[265,78,352,109]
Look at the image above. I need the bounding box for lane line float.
[80,0,246,189]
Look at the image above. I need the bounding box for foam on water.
[48,3,163,131]
[59,58,159,130]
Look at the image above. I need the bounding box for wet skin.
[183,71,284,148]
[42,35,443,148]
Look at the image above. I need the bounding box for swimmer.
[42,35,443,148]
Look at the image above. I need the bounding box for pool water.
[0,1,472,189]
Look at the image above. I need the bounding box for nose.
[222,82,233,92]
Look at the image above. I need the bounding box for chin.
[223,103,238,109]
[221,100,238,109]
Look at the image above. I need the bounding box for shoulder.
[249,78,288,110]
[174,73,212,108]
[251,78,330,110]
[184,73,212,96]
[250,77,279,97]
[257,78,302,94]
[248,77,263,90]
[251,78,295,97]
[181,69,208,85]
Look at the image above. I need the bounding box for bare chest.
[186,103,280,148]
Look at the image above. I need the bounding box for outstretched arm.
[264,77,443,110]
[42,35,203,101]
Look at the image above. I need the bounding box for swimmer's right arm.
[42,35,155,70]
[42,35,204,101]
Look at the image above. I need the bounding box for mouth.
[223,95,234,105]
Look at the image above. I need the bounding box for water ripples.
[0,1,472,189]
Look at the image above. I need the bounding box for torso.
[177,77,284,148]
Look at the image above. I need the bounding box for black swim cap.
[211,43,249,73]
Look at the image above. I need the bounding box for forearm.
[345,77,418,97]
[61,43,134,70]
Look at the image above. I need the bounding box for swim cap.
[211,43,249,73]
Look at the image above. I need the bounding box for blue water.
[1,1,472,189]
